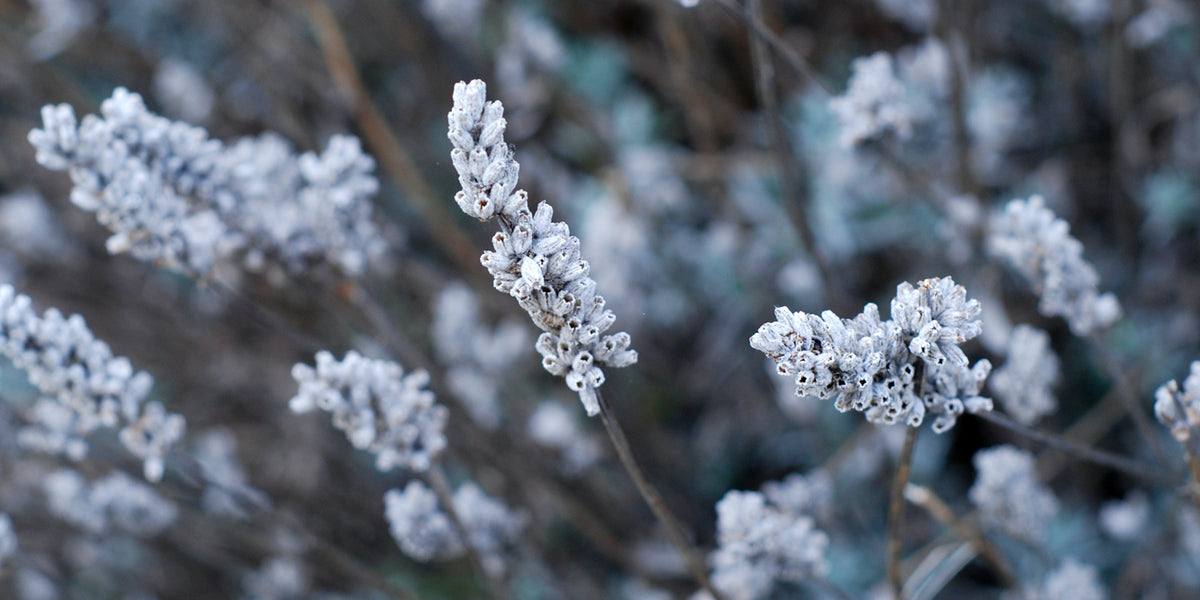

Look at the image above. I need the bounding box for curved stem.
[595,389,725,600]
[887,426,919,600]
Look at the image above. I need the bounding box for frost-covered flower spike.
[987,195,1121,335]
[290,350,448,472]
[969,445,1058,544]
[0,284,184,481]
[447,79,637,416]
[384,479,526,577]
[1154,360,1200,443]
[28,87,385,278]
[751,276,992,433]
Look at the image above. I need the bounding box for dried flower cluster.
[708,489,829,600]
[751,276,992,433]
[290,350,447,473]
[447,79,637,416]
[384,479,525,576]
[1154,360,1200,443]
[969,445,1059,544]
[0,284,183,481]
[990,324,1059,425]
[987,196,1121,335]
[28,88,385,278]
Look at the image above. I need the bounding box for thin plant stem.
[1089,333,1173,465]
[594,388,725,600]
[302,0,480,273]
[427,464,511,600]
[905,483,1016,588]
[709,0,833,95]
[744,0,848,313]
[974,410,1172,483]
[887,426,919,600]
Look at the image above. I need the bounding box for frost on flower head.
[0,284,183,481]
[969,445,1058,544]
[290,351,447,472]
[751,276,992,433]
[1003,558,1107,600]
[987,195,1121,335]
[829,52,913,148]
[1154,360,1200,443]
[709,490,829,600]
[384,479,526,576]
[447,79,637,416]
[43,469,177,536]
[990,324,1059,425]
[27,87,386,279]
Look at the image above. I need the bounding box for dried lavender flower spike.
[289,350,448,472]
[0,284,184,481]
[987,195,1121,335]
[28,87,386,278]
[1154,360,1200,442]
[990,324,1059,425]
[969,445,1058,544]
[752,276,991,433]
[447,79,637,416]
[829,52,914,148]
[709,490,829,600]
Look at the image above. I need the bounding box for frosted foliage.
[290,351,447,473]
[384,481,465,562]
[987,196,1121,335]
[0,513,16,568]
[153,58,214,123]
[1050,0,1111,28]
[710,490,829,600]
[1154,360,1200,442]
[1005,559,1107,600]
[28,88,384,278]
[432,282,529,429]
[829,52,913,148]
[991,324,1059,425]
[420,0,484,42]
[27,0,96,59]
[43,469,177,536]
[1099,492,1149,541]
[752,277,993,433]
[0,284,184,481]
[243,556,309,600]
[969,445,1058,544]
[760,470,833,522]
[447,79,637,416]
[0,190,75,258]
[873,0,934,30]
[452,482,528,576]
[384,480,525,573]
[527,400,601,474]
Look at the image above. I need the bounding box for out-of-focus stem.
[595,389,725,600]
[303,0,480,273]
[887,426,919,600]
[428,465,511,600]
[905,484,1016,588]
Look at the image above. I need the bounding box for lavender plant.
[7,0,1200,598]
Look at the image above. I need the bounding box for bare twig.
[905,483,1016,588]
[974,410,1171,483]
[595,389,725,600]
[887,426,919,600]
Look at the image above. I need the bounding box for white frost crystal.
[447,79,637,416]
[987,196,1121,335]
[752,277,992,433]
[290,351,448,473]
